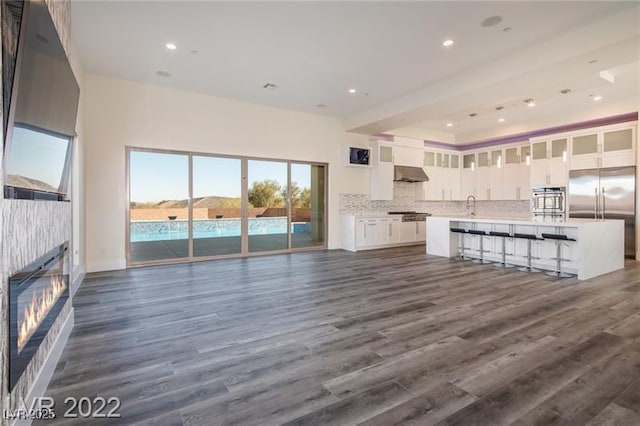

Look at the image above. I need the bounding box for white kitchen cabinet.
[370,141,394,200]
[570,125,636,170]
[342,216,420,251]
[476,151,490,200]
[355,219,378,248]
[417,149,461,201]
[530,138,568,187]
[503,145,530,200]
[399,221,426,243]
[375,218,402,245]
[460,153,476,198]
[488,149,504,200]
[449,154,461,200]
[394,146,424,167]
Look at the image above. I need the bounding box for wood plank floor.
[38,246,640,425]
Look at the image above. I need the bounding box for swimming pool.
[130,218,310,242]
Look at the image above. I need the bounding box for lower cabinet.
[342,216,425,251]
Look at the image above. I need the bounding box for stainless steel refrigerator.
[568,166,636,258]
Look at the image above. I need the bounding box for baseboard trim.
[71,266,86,298]
[12,309,74,426]
[87,258,126,273]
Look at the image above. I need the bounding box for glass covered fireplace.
[9,242,69,391]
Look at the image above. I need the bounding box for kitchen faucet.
[466,195,476,218]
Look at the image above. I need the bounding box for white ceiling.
[71,1,640,144]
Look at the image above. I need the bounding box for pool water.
[130,218,310,242]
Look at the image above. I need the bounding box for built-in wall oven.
[531,186,566,221]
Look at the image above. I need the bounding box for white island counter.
[426,216,624,280]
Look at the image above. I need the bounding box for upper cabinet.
[502,145,530,200]
[393,145,424,167]
[370,141,394,200]
[530,137,568,187]
[417,148,460,201]
[570,125,636,170]
[393,137,427,167]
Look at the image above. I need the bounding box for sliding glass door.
[128,150,189,263]
[247,159,289,253]
[192,155,242,257]
[291,163,326,249]
[127,147,327,266]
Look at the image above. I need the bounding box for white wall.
[68,40,86,283]
[83,74,370,272]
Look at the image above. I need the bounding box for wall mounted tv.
[3,0,80,201]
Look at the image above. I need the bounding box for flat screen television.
[349,147,370,166]
[3,0,80,201]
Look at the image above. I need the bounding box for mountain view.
[6,174,59,193]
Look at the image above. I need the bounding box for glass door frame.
[126,146,328,267]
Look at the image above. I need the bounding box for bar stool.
[541,233,576,278]
[450,227,470,261]
[490,231,514,268]
[468,229,491,264]
[513,233,541,273]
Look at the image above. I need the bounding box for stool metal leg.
[494,237,514,268]
[547,240,573,278]
[473,235,491,264]
[518,239,541,273]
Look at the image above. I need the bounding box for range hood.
[393,166,429,182]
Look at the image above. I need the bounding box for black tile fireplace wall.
[0,1,72,421]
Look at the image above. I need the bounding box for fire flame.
[18,275,66,352]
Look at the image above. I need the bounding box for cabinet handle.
[364,225,367,239]
[389,223,392,237]
[415,223,419,234]
[487,188,491,200]
[516,187,520,200]
[442,189,445,200]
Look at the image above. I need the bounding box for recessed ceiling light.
[498,118,505,123]
[442,39,454,47]
[446,122,453,127]
[156,70,171,78]
[165,43,177,50]
[524,98,535,107]
[348,88,357,94]
[593,95,603,101]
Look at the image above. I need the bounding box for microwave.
[532,187,566,214]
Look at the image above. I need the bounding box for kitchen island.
[426,216,624,280]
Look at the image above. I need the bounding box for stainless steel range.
[387,211,432,222]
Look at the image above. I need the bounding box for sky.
[6,126,70,189]
[130,151,312,203]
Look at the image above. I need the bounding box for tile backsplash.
[340,181,530,218]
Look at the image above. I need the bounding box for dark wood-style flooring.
[40,246,640,425]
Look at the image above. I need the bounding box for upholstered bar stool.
[541,233,576,278]
[450,227,470,261]
[513,233,541,273]
[467,229,491,264]
[489,231,514,268]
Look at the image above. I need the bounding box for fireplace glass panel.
[10,243,69,391]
